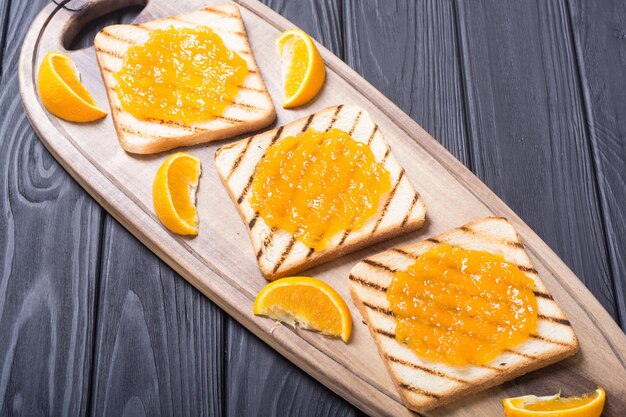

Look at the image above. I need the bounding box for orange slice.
[502,387,605,417]
[37,51,107,122]
[253,277,352,342]
[152,152,201,236]
[276,29,325,108]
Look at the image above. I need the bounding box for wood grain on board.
[2,0,624,416]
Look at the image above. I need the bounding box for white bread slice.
[94,3,276,154]
[215,105,427,280]
[349,217,579,412]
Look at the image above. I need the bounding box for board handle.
[45,0,153,51]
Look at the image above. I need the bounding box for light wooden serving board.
[18,0,626,415]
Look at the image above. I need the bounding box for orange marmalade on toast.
[115,27,248,124]
[387,244,538,366]
[249,128,391,251]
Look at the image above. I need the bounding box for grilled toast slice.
[349,217,579,412]
[94,4,275,154]
[215,105,427,280]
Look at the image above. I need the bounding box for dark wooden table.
[1,1,624,416]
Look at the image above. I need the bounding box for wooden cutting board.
[18,0,626,415]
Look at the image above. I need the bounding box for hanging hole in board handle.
[48,0,149,51]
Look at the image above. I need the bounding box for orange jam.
[387,244,538,366]
[115,26,248,124]
[249,128,391,251]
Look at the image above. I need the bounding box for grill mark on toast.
[248,213,259,230]
[401,193,420,227]
[371,170,405,235]
[227,136,253,179]
[518,265,538,274]
[256,227,276,260]
[362,259,397,273]
[533,291,554,300]
[367,125,378,145]
[202,6,239,19]
[98,29,140,45]
[348,111,362,135]
[324,105,344,132]
[238,85,265,93]
[269,115,317,273]
[118,125,162,140]
[272,238,295,274]
[398,383,440,399]
[381,147,391,164]
[338,229,351,245]
[349,274,388,292]
[237,126,284,204]
[460,226,525,249]
[214,114,241,124]
[95,46,124,58]
[531,334,574,347]
[363,301,393,316]
[112,105,212,132]
[384,355,469,384]
[538,315,571,326]
[302,114,315,132]
[427,238,441,244]
[374,328,396,339]
[392,248,416,258]
[228,100,264,112]
[506,349,536,360]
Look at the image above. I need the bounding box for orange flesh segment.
[249,128,391,252]
[284,37,308,97]
[522,393,599,411]
[51,55,96,104]
[387,244,538,366]
[261,285,342,335]
[115,26,248,124]
[167,156,199,227]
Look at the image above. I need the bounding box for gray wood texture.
[2,0,625,416]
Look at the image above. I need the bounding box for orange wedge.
[37,51,107,122]
[152,152,201,236]
[253,277,352,342]
[276,29,325,108]
[502,387,606,417]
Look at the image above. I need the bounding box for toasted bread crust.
[95,3,276,154]
[215,105,427,280]
[349,217,579,412]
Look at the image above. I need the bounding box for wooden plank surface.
[343,0,469,166]
[1,0,625,416]
[0,1,101,416]
[455,0,619,321]
[568,0,626,331]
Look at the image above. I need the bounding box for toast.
[94,4,275,154]
[349,217,579,412]
[215,105,427,280]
